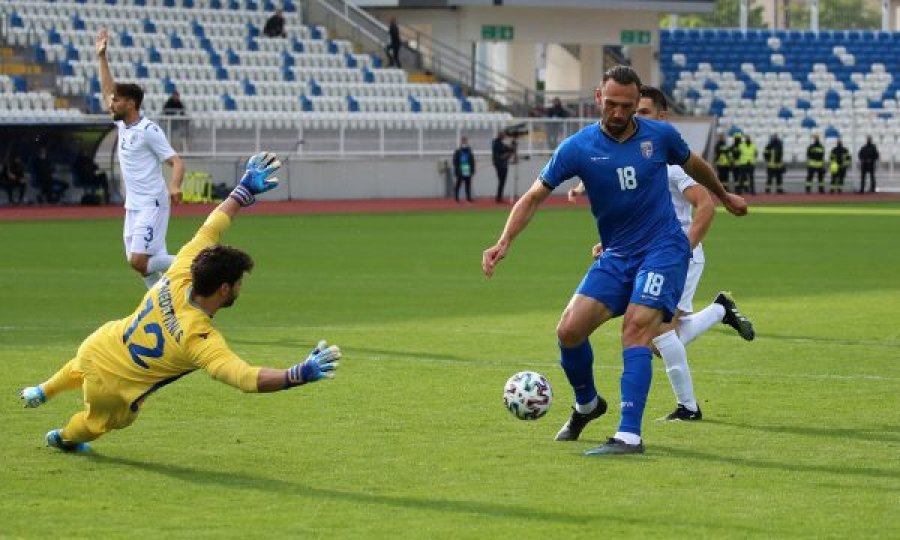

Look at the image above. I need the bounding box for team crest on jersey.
[641,141,653,159]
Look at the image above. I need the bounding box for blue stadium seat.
[408,95,421,113]
[346,95,359,112]
[802,117,817,129]
[34,45,47,63]
[300,95,312,111]
[243,79,256,96]
[47,28,62,45]
[227,48,240,65]
[222,94,236,111]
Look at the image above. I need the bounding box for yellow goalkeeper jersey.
[78,210,261,410]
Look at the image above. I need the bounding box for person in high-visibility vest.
[829,139,850,194]
[730,133,745,193]
[714,133,733,191]
[737,135,757,195]
[764,134,785,194]
[806,135,826,193]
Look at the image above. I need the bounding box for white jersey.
[115,116,177,209]
[667,165,705,263]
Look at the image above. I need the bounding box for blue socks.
[618,346,653,436]
[559,340,597,406]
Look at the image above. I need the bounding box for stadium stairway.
[2,0,510,130]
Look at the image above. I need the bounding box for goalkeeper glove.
[285,340,341,387]
[229,151,281,207]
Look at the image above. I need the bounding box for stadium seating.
[3,0,510,130]
[661,28,899,163]
[0,75,85,123]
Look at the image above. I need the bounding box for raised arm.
[681,152,748,216]
[166,152,282,280]
[96,29,115,111]
[482,179,552,277]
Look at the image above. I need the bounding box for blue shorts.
[575,236,690,323]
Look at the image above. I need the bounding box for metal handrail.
[318,0,537,113]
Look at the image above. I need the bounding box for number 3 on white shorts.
[643,272,665,297]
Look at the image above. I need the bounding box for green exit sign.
[621,29,652,45]
[482,25,514,41]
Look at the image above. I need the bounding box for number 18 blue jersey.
[540,116,691,255]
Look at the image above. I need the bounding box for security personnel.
[714,133,733,191]
[829,139,850,194]
[730,132,744,193]
[806,135,826,193]
[764,134,785,194]
[738,135,757,195]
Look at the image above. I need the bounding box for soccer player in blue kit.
[482,66,748,455]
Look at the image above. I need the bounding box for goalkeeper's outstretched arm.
[218,151,282,219]
[254,341,343,392]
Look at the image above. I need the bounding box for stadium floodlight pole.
[883,0,891,31]
[740,0,748,31]
[810,0,819,32]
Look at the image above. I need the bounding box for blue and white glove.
[229,151,282,207]
[285,340,342,387]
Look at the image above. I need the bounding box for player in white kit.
[97,29,185,288]
[568,86,755,421]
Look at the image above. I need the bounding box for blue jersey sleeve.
[539,136,578,190]
[662,123,691,166]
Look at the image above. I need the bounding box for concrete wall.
[369,6,660,97]
[141,117,709,202]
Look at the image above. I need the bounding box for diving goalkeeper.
[20,152,342,453]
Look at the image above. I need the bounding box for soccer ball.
[503,371,553,420]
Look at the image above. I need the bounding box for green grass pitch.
[2,203,898,538]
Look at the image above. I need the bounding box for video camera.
[504,122,529,139]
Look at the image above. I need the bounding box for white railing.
[85,114,599,159]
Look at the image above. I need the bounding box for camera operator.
[492,129,517,203]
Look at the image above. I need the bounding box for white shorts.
[677,258,705,314]
[123,206,170,257]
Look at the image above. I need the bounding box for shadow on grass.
[652,444,899,480]
[86,453,587,524]
[704,419,900,444]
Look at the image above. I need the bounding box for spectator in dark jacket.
[452,136,475,203]
[492,131,515,203]
[545,97,569,150]
[386,18,401,68]
[858,136,879,193]
[1,154,26,205]
[263,9,286,38]
[33,147,68,204]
